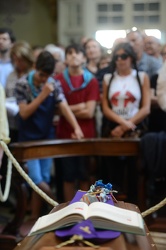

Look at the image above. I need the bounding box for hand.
[41,83,54,98]
[122,120,136,132]
[71,127,84,140]
[111,125,124,138]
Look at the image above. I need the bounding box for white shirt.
[0,59,13,88]
[104,69,144,119]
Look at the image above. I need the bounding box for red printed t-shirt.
[56,73,100,138]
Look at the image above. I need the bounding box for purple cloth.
[55,191,121,242]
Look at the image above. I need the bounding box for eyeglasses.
[114,53,129,61]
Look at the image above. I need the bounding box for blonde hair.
[10,40,34,67]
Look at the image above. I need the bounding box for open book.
[29,201,145,236]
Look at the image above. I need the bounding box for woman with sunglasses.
[101,42,150,203]
[102,42,150,138]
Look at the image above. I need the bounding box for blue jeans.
[27,158,52,185]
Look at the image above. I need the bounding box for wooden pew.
[10,138,140,160]
[2,138,143,237]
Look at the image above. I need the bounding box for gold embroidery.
[80,226,91,234]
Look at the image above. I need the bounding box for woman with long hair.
[101,42,150,203]
[102,42,150,138]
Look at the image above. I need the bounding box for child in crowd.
[56,44,100,201]
[15,51,83,220]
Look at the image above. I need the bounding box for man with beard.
[0,28,16,88]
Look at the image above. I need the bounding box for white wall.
[58,0,166,46]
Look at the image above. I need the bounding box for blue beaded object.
[81,180,117,204]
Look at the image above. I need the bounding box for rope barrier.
[141,197,166,218]
[0,140,165,217]
[0,157,12,202]
[0,140,59,207]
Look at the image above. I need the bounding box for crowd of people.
[0,27,166,230]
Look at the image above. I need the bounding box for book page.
[29,202,88,235]
[87,202,143,229]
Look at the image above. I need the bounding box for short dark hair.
[36,51,55,75]
[0,27,16,43]
[65,44,85,57]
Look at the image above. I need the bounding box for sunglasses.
[114,53,129,61]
